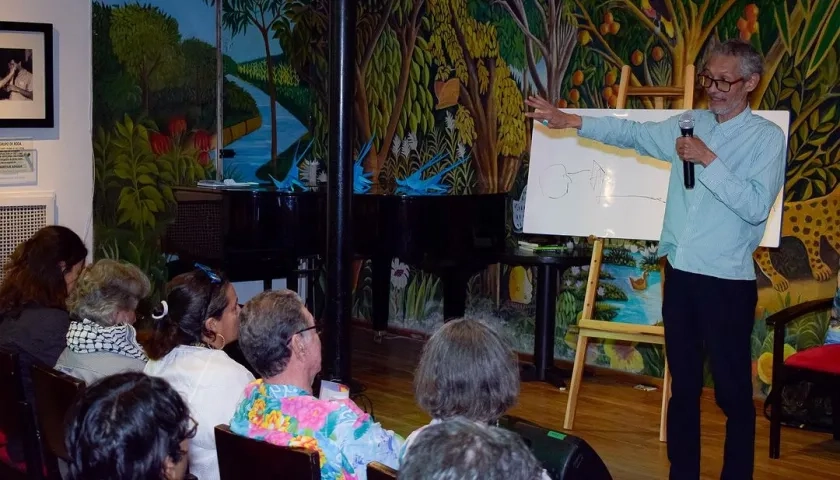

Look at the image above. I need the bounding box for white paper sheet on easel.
[522,109,788,248]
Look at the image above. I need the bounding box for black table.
[501,248,591,388]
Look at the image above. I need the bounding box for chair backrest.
[214,424,320,480]
[29,363,85,465]
[367,461,398,480]
[0,347,42,478]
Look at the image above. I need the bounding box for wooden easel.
[562,64,695,443]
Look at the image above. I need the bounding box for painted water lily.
[391,259,409,289]
[603,341,645,373]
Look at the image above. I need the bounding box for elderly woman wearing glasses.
[229,290,403,480]
[55,259,151,383]
[141,265,255,480]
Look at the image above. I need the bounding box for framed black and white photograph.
[0,22,54,128]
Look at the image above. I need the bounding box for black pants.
[663,261,758,480]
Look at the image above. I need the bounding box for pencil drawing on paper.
[537,159,665,204]
[537,160,606,199]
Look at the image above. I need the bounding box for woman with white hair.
[55,259,151,383]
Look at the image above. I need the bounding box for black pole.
[325,0,355,384]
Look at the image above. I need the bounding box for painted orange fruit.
[604,12,614,23]
[609,22,620,35]
[631,50,644,66]
[602,86,613,100]
[572,70,584,86]
[605,69,617,86]
[600,23,610,35]
[745,4,759,22]
[569,89,580,102]
[652,46,664,62]
[556,99,568,108]
[737,17,748,32]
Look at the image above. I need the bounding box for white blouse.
[144,345,255,480]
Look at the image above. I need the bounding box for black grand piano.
[163,183,507,330]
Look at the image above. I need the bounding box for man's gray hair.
[238,290,308,378]
[400,417,544,480]
[414,318,520,423]
[706,39,763,78]
[67,259,151,327]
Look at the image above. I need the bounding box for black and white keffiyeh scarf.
[66,318,148,361]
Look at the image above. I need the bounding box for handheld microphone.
[678,111,695,189]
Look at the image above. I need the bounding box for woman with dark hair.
[65,371,196,480]
[0,224,88,389]
[141,264,254,480]
[0,225,87,465]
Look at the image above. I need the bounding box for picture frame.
[0,22,54,128]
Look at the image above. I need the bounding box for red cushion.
[785,344,840,374]
[0,444,26,473]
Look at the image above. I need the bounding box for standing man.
[526,39,785,480]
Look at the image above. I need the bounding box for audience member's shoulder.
[19,307,70,324]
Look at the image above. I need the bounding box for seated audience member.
[399,416,544,480]
[402,317,520,456]
[64,371,196,480]
[55,259,151,383]
[230,290,403,480]
[0,225,87,463]
[141,264,254,480]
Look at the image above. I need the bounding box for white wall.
[3,0,93,258]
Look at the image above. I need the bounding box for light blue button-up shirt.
[577,107,786,281]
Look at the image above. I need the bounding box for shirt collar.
[715,105,752,136]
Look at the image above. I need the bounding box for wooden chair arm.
[765,298,833,328]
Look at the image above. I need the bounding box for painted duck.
[629,270,650,291]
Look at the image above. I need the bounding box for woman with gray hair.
[402,317,520,457]
[55,259,151,383]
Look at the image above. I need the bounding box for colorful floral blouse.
[229,379,403,480]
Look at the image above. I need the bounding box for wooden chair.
[0,348,42,480]
[766,293,839,459]
[563,64,695,443]
[367,461,398,480]
[214,424,320,479]
[30,363,85,480]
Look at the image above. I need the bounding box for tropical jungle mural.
[92,0,840,399]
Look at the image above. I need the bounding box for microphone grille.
[679,111,694,128]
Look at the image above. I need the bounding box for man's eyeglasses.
[287,323,323,344]
[697,74,743,93]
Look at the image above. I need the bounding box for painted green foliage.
[92,1,259,300]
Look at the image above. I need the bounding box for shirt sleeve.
[697,124,786,225]
[334,403,404,472]
[577,113,680,163]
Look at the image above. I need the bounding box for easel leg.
[564,331,589,430]
[660,358,671,442]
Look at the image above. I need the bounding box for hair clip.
[152,300,169,320]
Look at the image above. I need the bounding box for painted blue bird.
[395,152,469,195]
[354,136,375,193]
[269,138,314,192]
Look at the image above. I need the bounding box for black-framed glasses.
[287,323,323,344]
[697,74,743,92]
[195,263,222,321]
